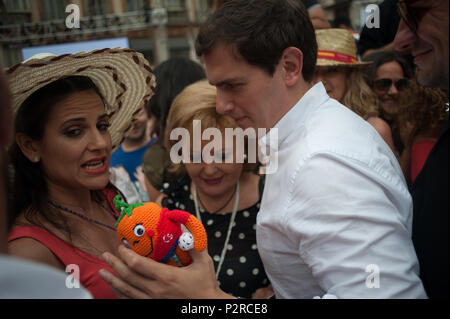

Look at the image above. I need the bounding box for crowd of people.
[0,0,448,299]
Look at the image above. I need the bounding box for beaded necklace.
[48,200,117,232]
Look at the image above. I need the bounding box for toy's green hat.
[114,195,144,227]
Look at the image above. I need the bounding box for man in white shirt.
[255,82,423,298]
[99,0,426,298]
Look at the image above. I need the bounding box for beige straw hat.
[6,48,156,151]
[315,28,372,68]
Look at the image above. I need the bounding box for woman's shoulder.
[8,210,69,270]
[8,231,65,271]
[367,116,395,141]
[367,116,397,152]
[367,116,392,133]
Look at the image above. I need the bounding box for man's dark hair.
[196,0,318,82]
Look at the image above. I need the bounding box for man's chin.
[125,131,147,143]
[417,70,437,89]
[416,59,446,89]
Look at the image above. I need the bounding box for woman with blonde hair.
[313,28,396,153]
[154,80,272,298]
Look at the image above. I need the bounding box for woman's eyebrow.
[61,114,109,127]
[61,117,86,126]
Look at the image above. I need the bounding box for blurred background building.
[321,0,383,36]
[0,0,211,67]
[0,0,383,67]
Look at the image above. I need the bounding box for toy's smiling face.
[116,203,162,258]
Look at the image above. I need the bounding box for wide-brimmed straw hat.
[6,48,156,151]
[316,28,372,68]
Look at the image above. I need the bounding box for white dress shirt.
[257,82,427,299]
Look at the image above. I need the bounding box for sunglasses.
[397,0,418,33]
[374,78,410,91]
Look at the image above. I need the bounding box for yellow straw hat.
[315,28,372,68]
[6,48,156,151]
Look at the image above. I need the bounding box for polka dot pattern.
[161,176,270,299]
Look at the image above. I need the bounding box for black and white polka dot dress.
[161,177,270,298]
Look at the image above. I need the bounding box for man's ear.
[280,47,303,87]
[15,132,41,163]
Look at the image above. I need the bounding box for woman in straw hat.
[313,28,396,153]
[6,48,155,299]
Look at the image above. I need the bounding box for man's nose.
[394,19,417,54]
[216,90,234,115]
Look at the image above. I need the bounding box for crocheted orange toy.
[114,195,207,267]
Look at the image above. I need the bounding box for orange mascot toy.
[114,195,207,267]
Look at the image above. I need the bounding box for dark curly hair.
[397,79,448,147]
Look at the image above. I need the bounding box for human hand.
[252,285,274,299]
[133,166,147,192]
[99,245,235,299]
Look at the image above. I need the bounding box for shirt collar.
[259,82,329,151]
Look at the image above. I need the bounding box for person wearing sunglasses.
[367,53,412,119]
[374,78,410,94]
[363,51,413,160]
[394,0,449,299]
